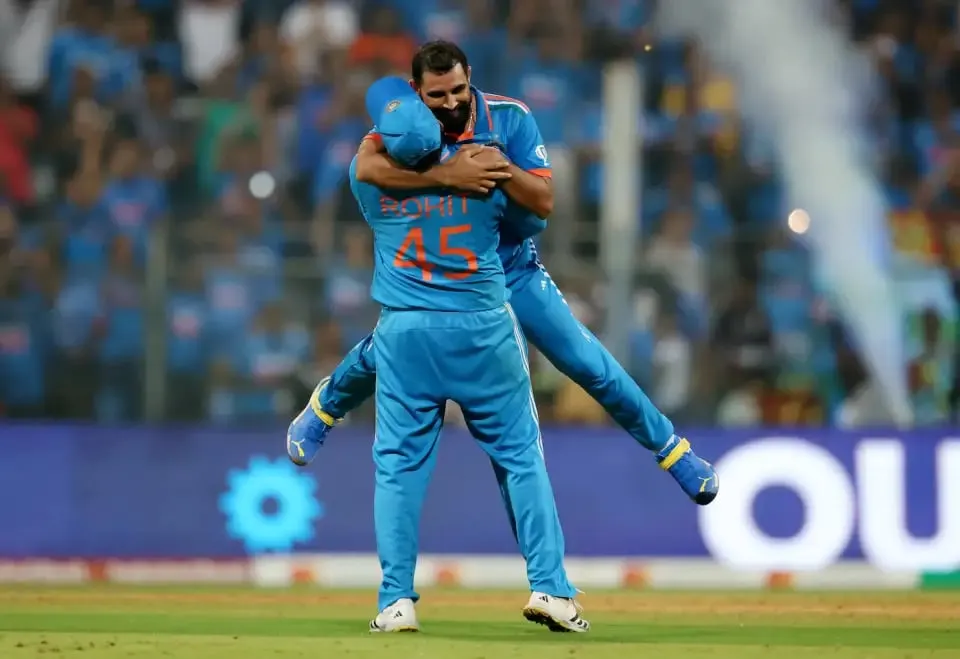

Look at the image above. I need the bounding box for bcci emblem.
[386,100,401,112]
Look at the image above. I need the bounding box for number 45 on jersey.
[394,224,478,281]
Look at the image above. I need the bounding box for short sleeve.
[506,110,551,178]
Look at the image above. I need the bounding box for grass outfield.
[0,587,959,658]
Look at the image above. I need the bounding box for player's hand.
[471,145,510,169]
[436,145,512,194]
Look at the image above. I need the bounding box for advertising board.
[0,424,955,573]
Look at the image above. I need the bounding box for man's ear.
[408,79,417,92]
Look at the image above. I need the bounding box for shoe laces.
[573,587,587,611]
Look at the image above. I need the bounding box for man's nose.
[443,95,458,109]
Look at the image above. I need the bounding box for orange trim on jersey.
[363,132,383,144]
[527,168,552,178]
[484,93,530,113]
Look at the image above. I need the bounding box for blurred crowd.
[0,0,957,428]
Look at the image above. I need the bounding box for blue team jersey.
[356,89,553,308]
[479,92,552,282]
[349,151,508,312]
[500,204,545,287]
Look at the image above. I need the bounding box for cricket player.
[331,73,587,633]
[289,42,719,508]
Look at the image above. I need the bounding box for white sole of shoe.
[369,623,419,633]
[522,603,589,633]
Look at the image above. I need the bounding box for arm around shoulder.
[354,136,447,189]
[354,140,510,194]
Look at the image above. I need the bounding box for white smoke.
[657,0,913,426]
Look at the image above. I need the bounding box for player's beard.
[433,101,471,135]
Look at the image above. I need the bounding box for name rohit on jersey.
[379,194,469,220]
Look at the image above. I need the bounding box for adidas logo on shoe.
[523,592,591,633]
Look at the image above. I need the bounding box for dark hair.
[411,41,469,84]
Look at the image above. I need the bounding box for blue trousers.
[372,304,575,610]
[324,268,673,450]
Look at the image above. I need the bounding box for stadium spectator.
[0,0,955,427]
[166,257,210,421]
[96,234,145,422]
[645,208,707,321]
[0,206,47,418]
[179,0,241,88]
[348,4,416,74]
[908,306,951,425]
[0,78,39,207]
[322,223,374,352]
[233,301,309,421]
[280,0,358,83]
[0,0,60,103]
[645,157,731,249]
[101,135,169,264]
[47,0,114,112]
[710,274,775,425]
[119,58,198,208]
[503,23,581,147]
[650,309,693,419]
[452,0,507,92]
[310,83,368,252]
[203,225,258,356]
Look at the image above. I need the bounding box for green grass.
[0,587,958,658]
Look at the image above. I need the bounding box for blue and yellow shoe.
[656,435,719,505]
[286,378,339,466]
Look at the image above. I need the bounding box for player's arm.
[501,111,554,219]
[354,132,511,193]
[354,133,447,188]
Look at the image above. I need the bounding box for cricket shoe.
[286,378,338,466]
[369,598,420,633]
[657,435,719,505]
[522,592,590,633]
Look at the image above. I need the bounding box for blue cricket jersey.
[500,205,546,288]
[349,155,508,312]
[479,91,552,287]
[355,88,553,309]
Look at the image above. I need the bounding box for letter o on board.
[698,438,856,570]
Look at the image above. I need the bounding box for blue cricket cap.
[365,76,441,167]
